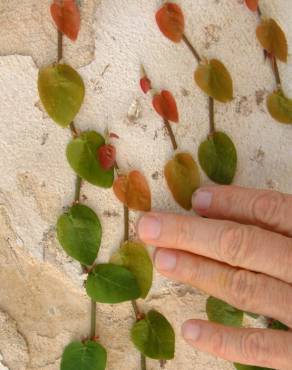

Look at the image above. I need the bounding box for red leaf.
[140,77,152,94]
[245,0,259,12]
[98,144,116,170]
[50,0,80,41]
[152,90,179,123]
[156,3,185,43]
[113,171,151,212]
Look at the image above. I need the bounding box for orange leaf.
[152,91,179,123]
[156,3,185,43]
[256,19,288,63]
[245,0,259,12]
[113,171,151,212]
[51,0,80,41]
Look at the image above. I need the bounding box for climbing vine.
[38,1,175,370]
[33,1,291,370]
[245,0,292,124]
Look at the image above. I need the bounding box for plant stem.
[58,30,63,62]
[74,175,82,203]
[163,119,178,150]
[123,205,129,242]
[70,121,79,137]
[208,97,215,137]
[141,354,147,370]
[182,34,201,63]
[90,299,97,339]
[272,56,281,87]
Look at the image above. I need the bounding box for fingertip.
[182,320,202,343]
[137,214,161,241]
[153,248,177,272]
[192,189,213,213]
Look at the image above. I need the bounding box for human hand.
[137,186,292,370]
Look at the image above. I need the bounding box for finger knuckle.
[241,331,269,363]
[175,217,195,248]
[252,191,285,229]
[210,330,227,357]
[217,226,246,266]
[229,270,254,309]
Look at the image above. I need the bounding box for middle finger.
[138,213,292,284]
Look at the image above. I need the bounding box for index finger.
[137,212,292,284]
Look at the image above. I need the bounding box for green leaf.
[131,310,175,360]
[269,320,289,331]
[110,241,153,299]
[57,204,102,266]
[38,64,85,127]
[206,297,243,327]
[267,90,292,124]
[165,152,200,210]
[234,364,273,370]
[61,341,107,370]
[194,59,233,102]
[199,131,237,185]
[66,131,114,188]
[86,263,141,304]
[256,18,288,62]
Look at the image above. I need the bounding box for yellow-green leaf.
[267,90,292,124]
[38,64,85,127]
[256,19,288,62]
[165,152,200,210]
[110,241,153,299]
[206,297,243,327]
[198,131,237,185]
[66,131,114,188]
[194,59,233,103]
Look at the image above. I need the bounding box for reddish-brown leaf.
[156,3,185,43]
[51,0,80,41]
[256,19,288,62]
[245,0,259,12]
[98,144,116,170]
[140,77,152,94]
[152,91,179,123]
[113,171,151,212]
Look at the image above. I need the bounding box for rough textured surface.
[0,0,291,369]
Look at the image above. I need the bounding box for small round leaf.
[156,3,185,43]
[131,310,175,360]
[38,64,85,127]
[206,297,243,328]
[51,0,81,41]
[66,131,114,188]
[57,204,102,266]
[110,241,153,299]
[86,263,141,304]
[61,341,107,370]
[198,131,237,185]
[267,90,292,124]
[165,152,200,210]
[256,19,288,62]
[152,90,179,123]
[113,171,151,211]
[245,0,259,12]
[194,59,233,102]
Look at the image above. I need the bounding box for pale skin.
[137,186,292,370]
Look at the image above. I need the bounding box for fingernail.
[182,321,201,342]
[154,249,177,272]
[138,215,161,240]
[192,190,213,211]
